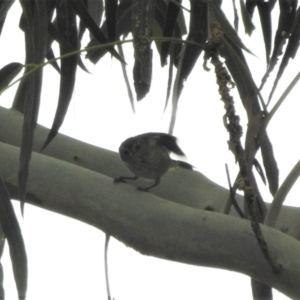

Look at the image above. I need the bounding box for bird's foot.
[114,177,127,184]
[114,175,138,184]
[136,186,150,192]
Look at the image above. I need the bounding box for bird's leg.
[136,178,160,192]
[114,175,138,184]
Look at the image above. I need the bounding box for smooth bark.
[0,107,300,298]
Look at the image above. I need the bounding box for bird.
[114,132,193,191]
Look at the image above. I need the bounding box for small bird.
[114,132,193,191]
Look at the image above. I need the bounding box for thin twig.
[224,166,245,218]
[206,20,282,274]
[257,70,300,145]
[1,37,205,97]
[265,159,300,227]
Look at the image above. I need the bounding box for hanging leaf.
[117,42,135,112]
[0,224,5,299]
[15,0,48,214]
[232,0,239,32]
[160,0,182,66]
[0,0,14,21]
[45,47,61,73]
[0,0,14,35]
[260,0,297,90]
[79,0,104,40]
[169,0,207,132]
[257,1,272,64]
[163,46,173,113]
[268,7,300,104]
[105,0,117,41]
[0,62,23,93]
[173,0,207,98]
[154,0,185,67]
[208,1,254,55]
[48,20,88,73]
[86,0,131,63]
[0,177,27,300]
[260,135,279,196]
[67,0,124,63]
[269,0,277,10]
[88,0,103,27]
[245,0,256,18]
[132,0,154,100]
[219,36,260,113]
[239,0,255,36]
[44,1,61,73]
[253,159,266,185]
[169,0,208,133]
[42,0,78,150]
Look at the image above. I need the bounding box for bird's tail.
[171,160,193,170]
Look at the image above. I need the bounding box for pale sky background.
[1,1,300,299]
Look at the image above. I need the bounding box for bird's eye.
[134,144,140,151]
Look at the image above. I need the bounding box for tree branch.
[0,141,300,298]
[0,106,300,235]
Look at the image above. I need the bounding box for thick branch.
[0,142,300,298]
[0,107,299,235]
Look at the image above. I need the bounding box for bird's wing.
[142,132,185,155]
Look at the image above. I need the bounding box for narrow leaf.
[169,0,207,125]
[169,43,185,133]
[132,0,154,100]
[272,0,297,61]
[0,225,5,300]
[257,2,272,64]
[42,0,78,150]
[245,0,256,18]
[260,0,297,90]
[88,0,103,26]
[0,0,14,34]
[208,1,254,55]
[0,62,23,93]
[270,0,277,10]
[232,0,239,32]
[16,0,48,213]
[152,18,163,55]
[86,0,131,63]
[0,0,14,22]
[174,0,207,94]
[67,0,124,63]
[48,21,88,74]
[163,46,173,113]
[253,159,266,185]
[0,177,27,300]
[263,70,300,132]
[79,0,103,41]
[46,47,61,73]
[45,6,60,73]
[105,0,117,41]
[219,36,262,114]
[154,0,185,67]
[117,43,135,112]
[169,0,207,132]
[239,0,255,35]
[268,7,300,104]
[160,0,182,66]
[261,134,279,196]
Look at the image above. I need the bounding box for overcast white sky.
[1,1,300,299]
